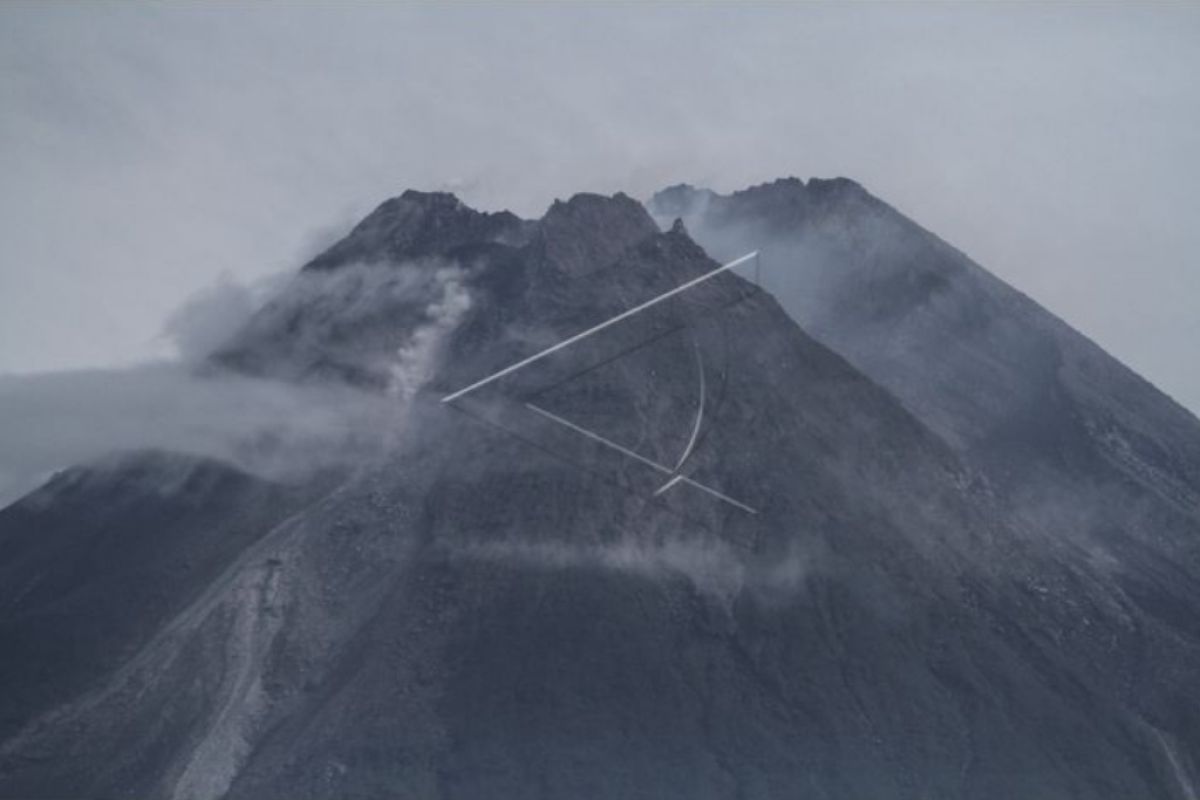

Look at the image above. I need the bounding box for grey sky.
[1,3,1198,414]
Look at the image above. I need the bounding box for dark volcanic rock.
[649,178,1200,485]
[532,192,661,277]
[2,186,1199,799]
[303,190,533,272]
[650,178,1200,535]
[0,452,316,745]
[211,190,533,387]
[210,191,664,389]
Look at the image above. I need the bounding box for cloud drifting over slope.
[0,4,1198,414]
[0,260,472,506]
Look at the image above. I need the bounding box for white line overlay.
[525,402,757,514]
[440,252,758,403]
[654,341,706,496]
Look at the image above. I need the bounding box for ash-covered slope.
[653,178,1200,623]
[0,453,325,744]
[651,179,1200,512]
[2,187,1199,799]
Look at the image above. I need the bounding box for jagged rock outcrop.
[532,192,661,277]
[303,190,533,272]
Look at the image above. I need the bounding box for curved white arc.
[654,342,706,496]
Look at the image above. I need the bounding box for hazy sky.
[2,3,1198,414]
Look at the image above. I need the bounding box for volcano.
[2,180,1198,799]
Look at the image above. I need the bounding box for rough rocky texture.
[532,192,661,277]
[651,177,1200,592]
[650,178,1200,502]
[1,184,1199,799]
[303,190,533,272]
[0,452,322,744]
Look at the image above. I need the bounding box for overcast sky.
[1,3,1198,414]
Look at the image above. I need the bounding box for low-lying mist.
[0,362,396,506]
[452,537,812,603]
[0,260,472,508]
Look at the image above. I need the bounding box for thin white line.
[654,341,705,495]
[654,474,685,496]
[525,403,664,470]
[524,402,757,514]
[440,251,758,403]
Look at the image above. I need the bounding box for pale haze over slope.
[1,4,1199,414]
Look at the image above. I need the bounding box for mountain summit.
[304,189,532,272]
[2,181,1199,799]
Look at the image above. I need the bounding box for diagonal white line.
[524,403,666,471]
[440,251,758,403]
[524,402,757,515]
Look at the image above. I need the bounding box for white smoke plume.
[388,267,471,401]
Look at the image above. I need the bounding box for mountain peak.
[303,190,529,271]
[649,175,881,236]
[541,192,658,236]
[397,188,464,206]
[650,183,717,219]
[533,191,660,276]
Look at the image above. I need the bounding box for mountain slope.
[0,453,324,749]
[652,177,1200,633]
[0,187,1198,799]
[650,178,1200,514]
